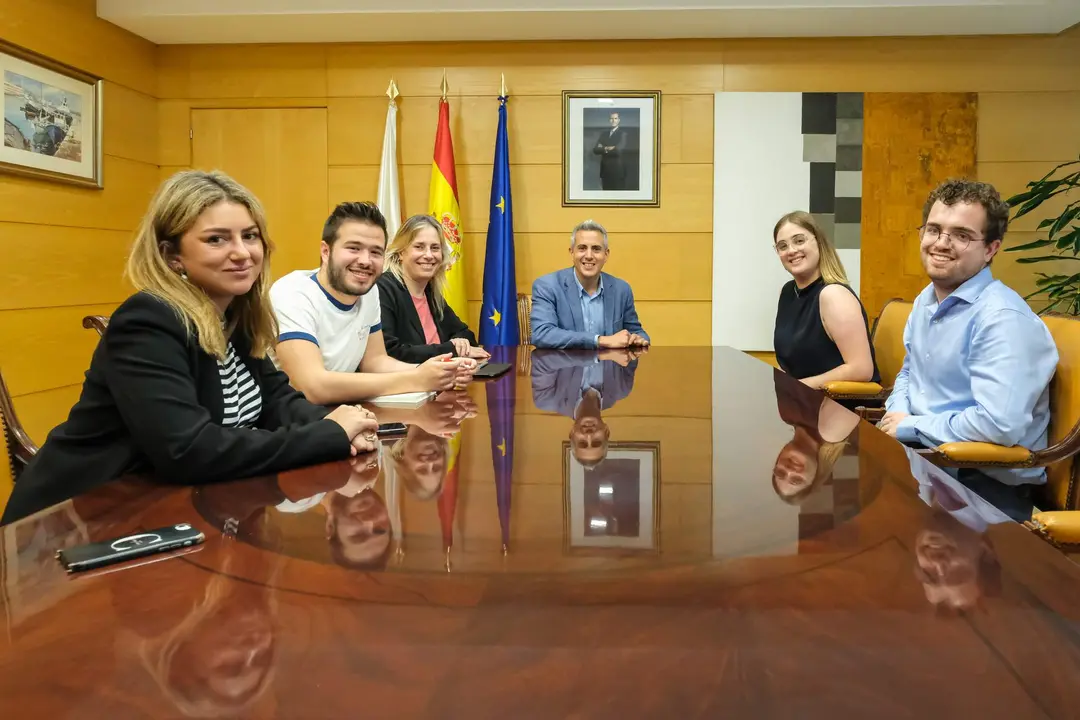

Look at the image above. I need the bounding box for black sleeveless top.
[773,277,880,383]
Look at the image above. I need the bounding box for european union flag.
[479,95,519,346]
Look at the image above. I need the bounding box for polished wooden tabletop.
[2,346,1080,718]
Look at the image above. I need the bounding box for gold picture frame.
[1,39,103,188]
[562,440,661,553]
[561,90,661,207]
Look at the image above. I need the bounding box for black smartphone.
[376,422,408,437]
[55,523,206,574]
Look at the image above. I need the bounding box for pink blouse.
[411,294,441,345]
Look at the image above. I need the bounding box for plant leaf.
[1049,205,1080,240]
[1005,237,1055,252]
[1015,255,1080,264]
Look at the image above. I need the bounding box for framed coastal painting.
[562,90,660,207]
[1,40,103,188]
[563,441,660,553]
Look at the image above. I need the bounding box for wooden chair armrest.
[928,441,1034,467]
[823,381,884,398]
[1025,511,1080,547]
[857,407,885,423]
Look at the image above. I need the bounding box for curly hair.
[921,179,1010,243]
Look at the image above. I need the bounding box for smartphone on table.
[55,523,205,574]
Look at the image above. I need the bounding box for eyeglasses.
[919,224,984,251]
[774,234,814,254]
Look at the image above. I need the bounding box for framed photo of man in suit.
[563,441,660,553]
[562,91,660,207]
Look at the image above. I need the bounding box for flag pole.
[500,72,507,98]
[441,68,448,100]
[386,77,399,101]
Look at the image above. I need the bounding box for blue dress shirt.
[885,267,1058,485]
[576,273,605,347]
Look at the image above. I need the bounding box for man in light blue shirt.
[878,179,1058,489]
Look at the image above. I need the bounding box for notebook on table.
[368,391,436,409]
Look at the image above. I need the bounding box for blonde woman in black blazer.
[377,214,489,364]
[2,170,378,525]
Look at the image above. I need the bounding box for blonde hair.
[388,434,449,500]
[383,214,453,319]
[125,170,277,360]
[773,211,849,286]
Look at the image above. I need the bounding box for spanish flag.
[428,84,468,321]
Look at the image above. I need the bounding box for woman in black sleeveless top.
[772,211,879,389]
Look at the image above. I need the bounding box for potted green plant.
[1003,156,1080,314]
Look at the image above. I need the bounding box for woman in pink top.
[377,214,491,364]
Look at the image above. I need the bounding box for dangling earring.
[180,270,188,281]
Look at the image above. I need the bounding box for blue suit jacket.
[529,267,648,349]
[530,349,637,417]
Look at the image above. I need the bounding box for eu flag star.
[496,196,505,213]
[489,306,502,327]
[497,438,506,457]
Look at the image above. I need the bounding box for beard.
[327,260,376,297]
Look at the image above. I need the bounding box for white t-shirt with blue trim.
[269,270,382,372]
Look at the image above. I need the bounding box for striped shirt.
[219,341,262,428]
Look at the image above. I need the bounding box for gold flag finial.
[386,78,399,102]
[440,69,448,100]
[500,72,507,98]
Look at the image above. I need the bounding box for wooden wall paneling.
[0,156,160,231]
[10,385,84,447]
[329,164,713,235]
[157,44,329,99]
[461,232,712,302]
[102,82,159,166]
[325,42,726,96]
[977,92,1080,163]
[191,108,330,278]
[0,304,119,397]
[0,225,132,310]
[0,0,157,97]
[158,100,193,166]
[722,35,1080,93]
[326,94,713,168]
[860,92,978,319]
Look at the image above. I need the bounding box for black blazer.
[1,292,352,525]
[377,273,477,363]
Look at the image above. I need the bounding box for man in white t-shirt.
[270,201,471,403]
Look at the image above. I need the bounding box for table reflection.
[113,537,280,718]
[771,373,861,505]
[905,445,1010,614]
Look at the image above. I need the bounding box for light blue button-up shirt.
[886,267,1058,485]
[576,273,605,347]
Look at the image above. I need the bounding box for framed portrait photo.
[563,441,660,553]
[1,40,103,188]
[562,90,660,207]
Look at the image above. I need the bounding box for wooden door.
[860,93,978,321]
[191,108,328,279]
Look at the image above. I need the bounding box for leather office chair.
[0,369,37,476]
[82,315,109,336]
[517,293,532,346]
[823,298,912,407]
[906,312,1080,549]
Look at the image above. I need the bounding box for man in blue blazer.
[530,220,650,349]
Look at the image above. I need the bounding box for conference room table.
[2,346,1079,718]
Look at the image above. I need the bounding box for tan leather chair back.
[1040,313,1080,511]
[517,294,532,345]
[871,299,912,389]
